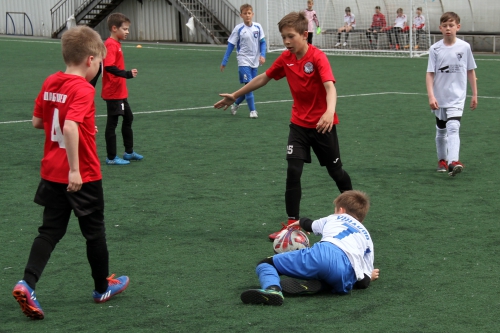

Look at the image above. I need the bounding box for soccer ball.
[273,229,310,254]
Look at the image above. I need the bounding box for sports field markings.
[2,92,498,125]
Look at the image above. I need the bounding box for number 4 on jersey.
[51,108,65,148]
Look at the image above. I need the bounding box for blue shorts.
[238,66,257,84]
[273,242,357,294]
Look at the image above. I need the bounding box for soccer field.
[1,36,500,332]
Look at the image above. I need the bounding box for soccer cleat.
[415,44,419,50]
[389,44,394,50]
[334,42,341,47]
[12,280,44,320]
[437,159,448,172]
[240,289,284,306]
[448,161,464,177]
[123,151,144,161]
[93,274,130,303]
[249,111,258,118]
[106,156,130,165]
[281,279,323,295]
[342,42,347,47]
[268,220,299,241]
[403,44,410,49]
[395,44,400,50]
[230,103,239,115]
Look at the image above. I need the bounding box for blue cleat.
[106,156,130,165]
[123,151,143,161]
[240,289,284,306]
[93,274,130,303]
[12,280,44,320]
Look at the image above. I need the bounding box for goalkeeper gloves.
[316,27,321,34]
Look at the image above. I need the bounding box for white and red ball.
[273,229,310,254]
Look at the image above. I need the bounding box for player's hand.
[429,97,439,110]
[470,96,478,110]
[67,170,82,193]
[371,268,380,281]
[95,125,98,134]
[131,69,138,77]
[316,110,335,134]
[259,56,265,66]
[220,65,225,72]
[214,93,236,110]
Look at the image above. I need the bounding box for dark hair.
[417,7,422,11]
[375,6,381,10]
[345,7,351,12]
[278,11,308,34]
[440,12,460,24]
[334,190,370,222]
[107,13,130,31]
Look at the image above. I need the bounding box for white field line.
[1,92,498,125]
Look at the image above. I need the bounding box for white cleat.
[231,104,239,115]
[249,110,258,118]
[334,42,341,47]
[343,42,347,47]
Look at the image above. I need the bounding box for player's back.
[34,72,101,184]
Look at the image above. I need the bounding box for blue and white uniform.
[258,214,374,294]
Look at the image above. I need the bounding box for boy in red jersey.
[102,13,143,165]
[12,26,129,320]
[366,6,387,49]
[214,11,353,241]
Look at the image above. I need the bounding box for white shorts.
[432,107,463,121]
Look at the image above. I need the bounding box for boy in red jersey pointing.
[214,11,353,241]
[12,26,129,320]
[102,13,143,165]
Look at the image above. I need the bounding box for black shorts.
[286,123,342,167]
[34,179,104,217]
[105,98,131,116]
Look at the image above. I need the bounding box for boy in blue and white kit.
[220,3,266,118]
[240,190,380,306]
[426,12,477,176]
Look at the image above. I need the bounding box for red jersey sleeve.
[315,52,335,84]
[382,15,387,27]
[265,53,286,81]
[65,84,95,124]
[103,42,118,68]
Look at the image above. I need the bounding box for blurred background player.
[12,26,129,320]
[386,8,407,50]
[366,6,386,49]
[102,13,143,165]
[405,7,425,50]
[335,7,356,47]
[240,191,379,306]
[220,3,266,119]
[426,12,477,177]
[214,11,353,241]
[304,0,320,45]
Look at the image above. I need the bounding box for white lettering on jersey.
[51,108,65,149]
[43,92,67,104]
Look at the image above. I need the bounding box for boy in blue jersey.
[220,3,266,118]
[240,190,380,306]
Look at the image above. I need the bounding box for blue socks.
[234,92,256,112]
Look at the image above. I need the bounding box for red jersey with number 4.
[266,45,338,128]
[33,72,102,183]
[102,37,128,99]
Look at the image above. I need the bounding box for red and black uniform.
[102,37,135,160]
[266,45,352,220]
[24,72,109,293]
[366,12,387,44]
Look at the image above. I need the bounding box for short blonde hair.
[334,190,370,222]
[61,26,106,66]
[240,4,252,13]
[278,11,308,34]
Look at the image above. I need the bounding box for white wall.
[0,0,59,36]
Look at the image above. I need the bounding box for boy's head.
[334,190,370,222]
[240,4,254,25]
[278,12,309,53]
[439,12,461,36]
[307,0,314,10]
[345,7,351,14]
[61,26,106,80]
[396,8,403,15]
[107,13,131,40]
[416,7,422,15]
[375,6,381,14]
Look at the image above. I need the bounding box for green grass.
[1,36,500,332]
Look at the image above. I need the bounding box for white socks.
[436,120,461,163]
[435,126,447,161]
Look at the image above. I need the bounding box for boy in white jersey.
[305,0,320,45]
[240,191,380,306]
[426,12,477,176]
[220,4,266,118]
[386,8,407,50]
[335,7,356,47]
[404,7,425,50]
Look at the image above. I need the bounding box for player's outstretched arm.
[32,116,43,129]
[426,72,438,110]
[214,73,272,110]
[63,120,82,193]
[316,81,337,134]
[467,69,478,110]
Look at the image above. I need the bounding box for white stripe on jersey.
[312,214,374,280]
